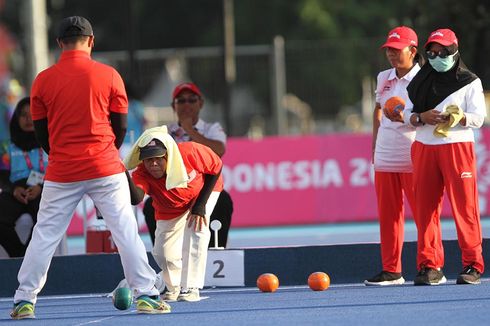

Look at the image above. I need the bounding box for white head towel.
[123,125,188,189]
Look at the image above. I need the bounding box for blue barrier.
[0,239,487,297]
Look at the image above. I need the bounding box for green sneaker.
[10,301,35,319]
[136,295,171,314]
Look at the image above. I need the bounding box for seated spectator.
[0,97,48,257]
[143,82,233,248]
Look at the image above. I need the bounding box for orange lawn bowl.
[257,273,280,292]
[308,272,330,291]
[384,96,406,118]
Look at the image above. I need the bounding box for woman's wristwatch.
[414,113,424,126]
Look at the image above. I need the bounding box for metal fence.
[92,36,408,137]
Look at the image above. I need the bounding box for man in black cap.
[57,15,94,39]
[10,16,169,319]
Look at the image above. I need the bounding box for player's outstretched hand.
[187,213,207,232]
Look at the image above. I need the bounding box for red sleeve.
[109,70,128,114]
[184,142,223,175]
[30,75,47,121]
[132,165,150,194]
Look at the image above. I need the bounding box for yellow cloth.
[433,105,464,138]
[123,125,189,190]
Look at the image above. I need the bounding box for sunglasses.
[426,49,450,59]
[174,96,200,105]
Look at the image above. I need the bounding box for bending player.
[125,125,223,302]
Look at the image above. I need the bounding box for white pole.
[223,0,236,135]
[25,0,49,87]
[272,35,287,135]
[223,0,236,83]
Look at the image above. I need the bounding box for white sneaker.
[177,288,200,302]
[164,290,180,301]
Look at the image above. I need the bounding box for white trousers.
[153,191,220,292]
[14,172,159,304]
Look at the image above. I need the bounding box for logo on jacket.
[461,172,473,179]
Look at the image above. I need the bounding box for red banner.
[222,133,377,227]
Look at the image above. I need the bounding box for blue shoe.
[10,301,35,319]
[136,295,171,314]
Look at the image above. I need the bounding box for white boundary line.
[73,311,136,326]
[2,278,489,303]
[0,293,105,303]
[0,284,358,303]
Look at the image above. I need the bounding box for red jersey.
[132,142,223,220]
[30,50,127,182]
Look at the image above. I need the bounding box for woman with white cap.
[365,26,425,286]
[404,28,485,285]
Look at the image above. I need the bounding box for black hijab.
[9,97,40,151]
[407,49,477,113]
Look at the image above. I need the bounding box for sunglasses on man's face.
[174,96,200,105]
[426,48,450,59]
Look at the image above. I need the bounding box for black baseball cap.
[58,16,93,39]
[139,139,167,160]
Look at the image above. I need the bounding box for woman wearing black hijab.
[404,29,485,286]
[0,97,48,257]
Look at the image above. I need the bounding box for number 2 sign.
[204,250,245,287]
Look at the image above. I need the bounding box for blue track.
[2,280,490,325]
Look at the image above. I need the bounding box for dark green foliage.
[1,0,488,134]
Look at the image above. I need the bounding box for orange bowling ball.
[384,96,406,118]
[257,273,279,292]
[308,272,330,291]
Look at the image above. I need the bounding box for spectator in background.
[0,97,47,257]
[404,28,485,285]
[143,82,233,248]
[365,26,426,286]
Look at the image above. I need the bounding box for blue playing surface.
[1,280,490,325]
[3,219,490,324]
